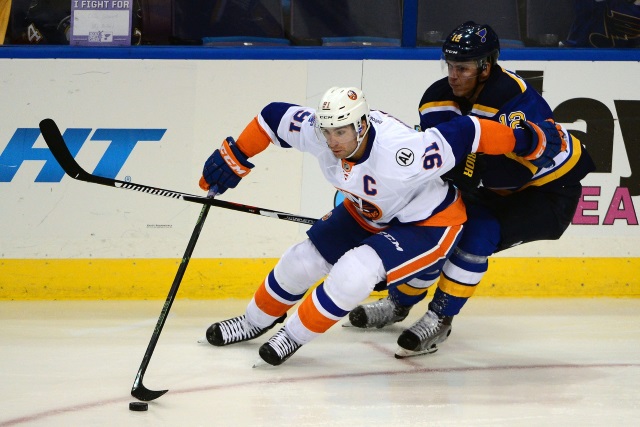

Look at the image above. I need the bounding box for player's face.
[321,125,358,159]
[446,60,481,97]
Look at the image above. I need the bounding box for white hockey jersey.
[248,102,512,230]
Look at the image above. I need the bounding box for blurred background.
[1,0,638,48]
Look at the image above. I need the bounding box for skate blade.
[252,358,273,369]
[341,320,373,328]
[394,345,438,359]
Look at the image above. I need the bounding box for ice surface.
[1,298,638,426]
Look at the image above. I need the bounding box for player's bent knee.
[275,239,331,294]
[323,245,386,310]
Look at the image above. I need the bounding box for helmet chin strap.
[346,122,370,159]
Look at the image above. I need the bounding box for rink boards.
[0,50,638,299]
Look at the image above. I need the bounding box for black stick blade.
[131,367,169,402]
[38,118,89,180]
[131,384,168,402]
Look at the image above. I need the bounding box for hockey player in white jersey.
[199,86,566,365]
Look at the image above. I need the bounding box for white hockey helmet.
[315,87,371,155]
[316,86,370,129]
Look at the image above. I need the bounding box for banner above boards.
[70,0,132,46]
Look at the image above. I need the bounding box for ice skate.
[258,327,302,366]
[347,297,411,328]
[395,310,452,358]
[206,314,285,346]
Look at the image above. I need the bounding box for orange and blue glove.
[514,120,568,168]
[199,137,254,194]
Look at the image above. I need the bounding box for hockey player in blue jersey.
[198,86,567,365]
[349,22,596,358]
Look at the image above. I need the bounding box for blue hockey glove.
[515,120,567,169]
[199,137,254,194]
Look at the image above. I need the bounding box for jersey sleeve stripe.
[504,69,528,93]
[519,134,583,189]
[471,104,499,117]
[419,100,461,115]
[476,118,517,154]
[236,116,272,157]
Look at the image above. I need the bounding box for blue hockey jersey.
[418,65,595,192]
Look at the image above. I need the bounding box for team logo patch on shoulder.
[396,148,415,166]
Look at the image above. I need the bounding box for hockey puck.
[129,402,148,411]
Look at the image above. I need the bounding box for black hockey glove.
[441,152,485,194]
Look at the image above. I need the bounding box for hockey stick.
[38,118,317,226]
[131,201,211,401]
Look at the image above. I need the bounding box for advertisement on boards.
[0,58,637,263]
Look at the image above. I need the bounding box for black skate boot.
[206,314,285,346]
[348,297,411,328]
[395,310,452,358]
[258,327,302,366]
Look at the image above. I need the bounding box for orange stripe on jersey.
[387,224,463,284]
[438,276,477,298]
[235,116,272,157]
[297,296,338,334]
[254,280,295,317]
[477,119,517,155]
[413,195,467,227]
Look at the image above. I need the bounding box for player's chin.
[450,87,468,97]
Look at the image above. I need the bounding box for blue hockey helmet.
[442,21,500,67]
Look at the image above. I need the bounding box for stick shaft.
[131,202,211,401]
[38,118,317,226]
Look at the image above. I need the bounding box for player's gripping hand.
[516,120,568,169]
[199,137,254,194]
